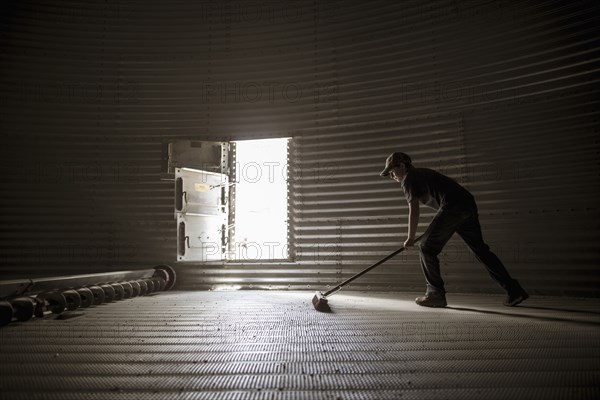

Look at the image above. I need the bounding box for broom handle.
[322,235,423,298]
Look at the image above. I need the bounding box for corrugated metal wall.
[0,0,598,296]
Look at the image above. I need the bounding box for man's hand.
[403,237,415,248]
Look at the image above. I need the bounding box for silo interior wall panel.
[0,1,598,296]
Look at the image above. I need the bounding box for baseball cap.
[380,152,412,176]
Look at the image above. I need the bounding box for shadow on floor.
[518,305,600,316]
[446,305,600,327]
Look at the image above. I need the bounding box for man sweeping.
[381,152,529,308]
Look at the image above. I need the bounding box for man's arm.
[404,197,419,247]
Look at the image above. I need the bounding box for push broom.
[312,236,422,312]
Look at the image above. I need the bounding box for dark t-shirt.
[401,167,476,211]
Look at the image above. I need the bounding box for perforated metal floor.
[1,291,599,399]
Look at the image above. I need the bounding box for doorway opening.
[231,138,290,261]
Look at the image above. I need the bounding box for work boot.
[503,287,529,307]
[415,292,447,308]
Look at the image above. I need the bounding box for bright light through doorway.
[233,138,289,261]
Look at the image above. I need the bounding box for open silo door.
[175,167,229,262]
